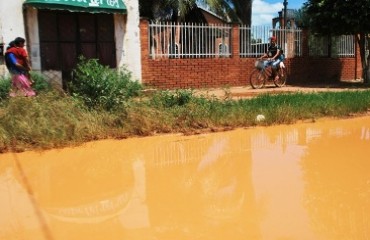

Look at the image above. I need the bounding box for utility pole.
[283,0,288,28]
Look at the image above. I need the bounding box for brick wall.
[140,19,362,89]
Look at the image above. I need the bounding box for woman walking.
[5,37,36,97]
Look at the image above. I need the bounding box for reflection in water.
[251,127,312,240]
[301,124,370,240]
[361,127,370,140]
[0,117,370,239]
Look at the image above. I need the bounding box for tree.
[303,0,370,83]
[293,8,309,28]
[139,0,252,25]
[197,0,252,25]
[234,0,252,25]
[139,0,198,22]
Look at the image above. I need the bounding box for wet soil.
[195,81,369,100]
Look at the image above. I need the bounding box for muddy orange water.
[1,117,370,240]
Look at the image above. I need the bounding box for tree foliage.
[293,8,309,28]
[304,0,370,35]
[304,0,370,82]
[198,0,252,25]
[139,0,252,25]
[139,0,199,22]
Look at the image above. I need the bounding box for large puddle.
[1,117,370,240]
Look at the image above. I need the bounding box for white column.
[26,7,41,70]
[0,0,27,76]
[0,0,26,46]
[121,0,142,83]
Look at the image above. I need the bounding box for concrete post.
[122,0,142,83]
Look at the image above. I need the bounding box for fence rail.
[149,22,231,59]
[308,35,355,57]
[149,22,355,59]
[239,25,302,58]
[334,35,355,57]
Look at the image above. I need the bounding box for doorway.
[38,10,116,88]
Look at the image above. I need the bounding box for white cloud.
[252,0,283,26]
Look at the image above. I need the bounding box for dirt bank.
[195,81,369,100]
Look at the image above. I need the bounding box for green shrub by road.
[1,59,370,153]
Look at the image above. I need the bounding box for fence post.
[232,23,240,58]
[140,18,150,84]
[140,18,149,59]
[302,29,309,57]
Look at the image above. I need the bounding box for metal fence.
[239,25,302,58]
[148,22,354,59]
[149,22,231,59]
[308,35,355,57]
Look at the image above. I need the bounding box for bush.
[151,89,194,108]
[0,76,11,101]
[69,57,142,111]
[30,71,52,93]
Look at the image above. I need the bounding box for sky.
[252,0,305,26]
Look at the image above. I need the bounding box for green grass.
[1,58,369,153]
[1,88,370,153]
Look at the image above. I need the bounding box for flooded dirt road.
[1,116,370,240]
